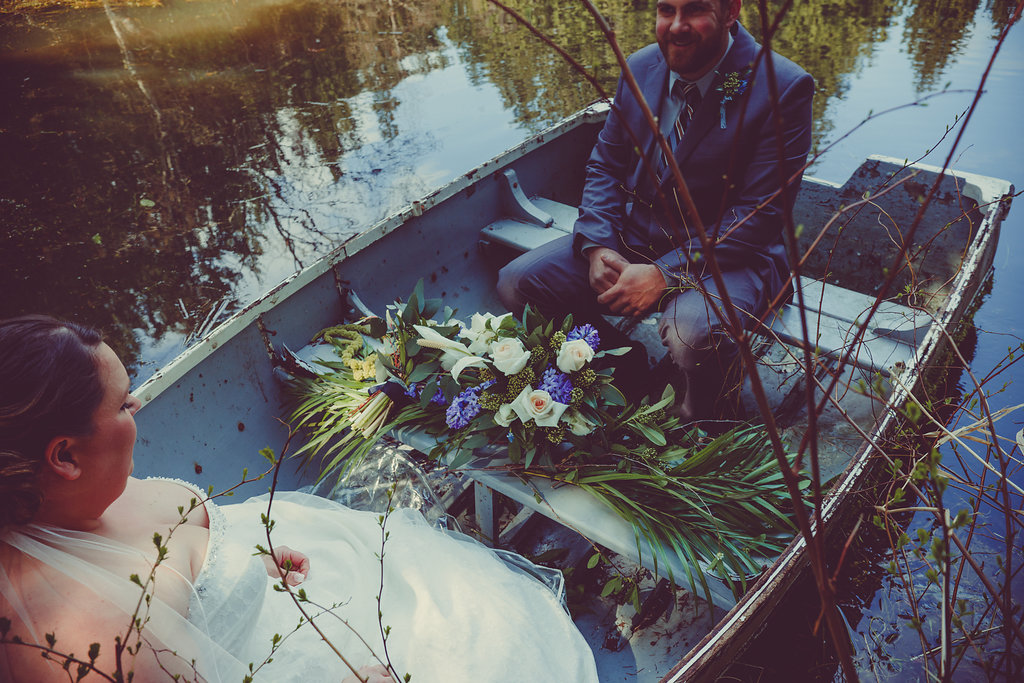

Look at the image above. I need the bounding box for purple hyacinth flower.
[405,380,446,405]
[567,324,600,351]
[538,366,573,404]
[445,386,482,430]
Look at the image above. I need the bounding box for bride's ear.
[44,437,83,480]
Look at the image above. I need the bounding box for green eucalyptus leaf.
[364,317,388,338]
[412,280,425,313]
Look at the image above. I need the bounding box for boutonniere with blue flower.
[715,69,750,129]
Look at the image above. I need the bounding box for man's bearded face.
[656,0,737,79]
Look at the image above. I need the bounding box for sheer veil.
[0,522,246,682]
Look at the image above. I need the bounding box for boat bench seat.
[479,170,925,377]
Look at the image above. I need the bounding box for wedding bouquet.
[391,300,645,469]
[289,282,676,472]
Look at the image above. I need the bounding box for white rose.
[510,386,568,427]
[564,410,597,436]
[490,338,531,376]
[494,403,517,427]
[556,338,595,373]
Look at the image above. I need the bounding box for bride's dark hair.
[0,315,104,528]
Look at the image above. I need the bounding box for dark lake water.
[1,0,1021,679]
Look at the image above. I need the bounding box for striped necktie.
[674,81,701,138]
[661,81,700,174]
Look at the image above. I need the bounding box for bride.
[0,315,599,682]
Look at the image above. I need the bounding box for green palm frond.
[547,424,803,602]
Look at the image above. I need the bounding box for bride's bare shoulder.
[119,478,211,527]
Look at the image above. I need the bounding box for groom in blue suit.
[498,0,814,421]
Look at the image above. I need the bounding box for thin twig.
[261,424,374,682]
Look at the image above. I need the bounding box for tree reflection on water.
[1,0,459,372]
[0,0,1010,380]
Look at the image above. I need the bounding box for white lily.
[461,312,513,355]
[438,350,463,371]
[451,354,488,381]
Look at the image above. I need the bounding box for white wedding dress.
[184,484,600,682]
[2,481,597,682]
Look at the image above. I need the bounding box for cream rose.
[490,338,531,376]
[556,338,595,373]
[510,386,568,427]
[494,403,517,427]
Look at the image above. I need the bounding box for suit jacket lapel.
[629,55,670,190]
[673,88,721,163]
